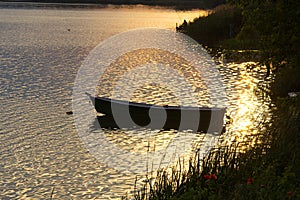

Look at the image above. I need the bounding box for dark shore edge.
[0,1,172,10]
[0,0,225,10]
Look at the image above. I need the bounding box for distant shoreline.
[0,1,122,10]
[0,1,190,10]
[0,0,225,10]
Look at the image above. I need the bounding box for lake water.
[0,3,270,199]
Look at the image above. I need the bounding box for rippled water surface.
[0,4,270,199]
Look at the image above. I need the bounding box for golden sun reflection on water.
[220,62,271,151]
[95,48,209,155]
[0,6,210,199]
[95,54,271,162]
[97,48,209,106]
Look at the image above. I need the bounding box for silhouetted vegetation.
[179,4,242,47]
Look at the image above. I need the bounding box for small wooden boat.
[87,93,225,133]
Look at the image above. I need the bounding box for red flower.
[247,177,254,185]
[210,174,217,180]
[287,191,293,197]
[203,174,210,180]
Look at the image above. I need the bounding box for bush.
[180,5,243,47]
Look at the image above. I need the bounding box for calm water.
[0,4,270,199]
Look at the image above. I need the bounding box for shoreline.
[0,1,219,10]
[0,2,146,10]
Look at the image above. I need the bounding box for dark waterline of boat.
[88,94,226,132]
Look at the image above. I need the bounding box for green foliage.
[227,0,300,91]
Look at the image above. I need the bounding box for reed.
[123,96,299,199]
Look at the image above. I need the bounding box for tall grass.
[123,95,299,199]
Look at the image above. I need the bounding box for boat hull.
[87,94,225,133]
